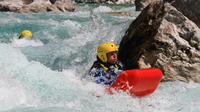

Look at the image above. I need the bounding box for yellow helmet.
[19,30,32,39]
[97,42,118,63]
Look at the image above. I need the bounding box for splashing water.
[0,4,200,112]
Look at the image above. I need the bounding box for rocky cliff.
[135,0,200,28]
[171,0,200,28]
[118,1,200,83]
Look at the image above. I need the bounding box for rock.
[50,0,57,4]
[74,0,100,3]
[171,0,200,28]
[107,12,132,16]
[118,1,200,83]
[0,0,75,13]
[22,0,33,5]
[54,0,75,12]
[134,0,200,28]
[163,0,174,3]
[135,0,159,11]
[74,0,134,4]
[19,1,52,13]
[0,0,23,12]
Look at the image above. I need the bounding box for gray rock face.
[0,0,75,13]
[134,0,200,28]
[0,0,23,12]
[22,0,33,5]
[172,0,200,28]
[118,1,200,83]
[74,0,133,4]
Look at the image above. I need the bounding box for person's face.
[107,51,118,64]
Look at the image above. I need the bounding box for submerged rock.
[0,0,75,13]
[118,1,200,83]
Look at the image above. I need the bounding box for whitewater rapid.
[0,4,200,112]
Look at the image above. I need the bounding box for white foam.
[11,38,44,47]
[62,70,106,96]
[116,0,134,4]
[0,6,200,112]
[0,79,37,111]
[93,6,113,13]
[0,43,29,71]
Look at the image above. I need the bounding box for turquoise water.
[0,4,200,112]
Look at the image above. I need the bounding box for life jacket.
[89,59,123,74]
[83,57,123,85]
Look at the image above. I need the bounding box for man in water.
[18,30,33,39]
[86,42,123,85]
